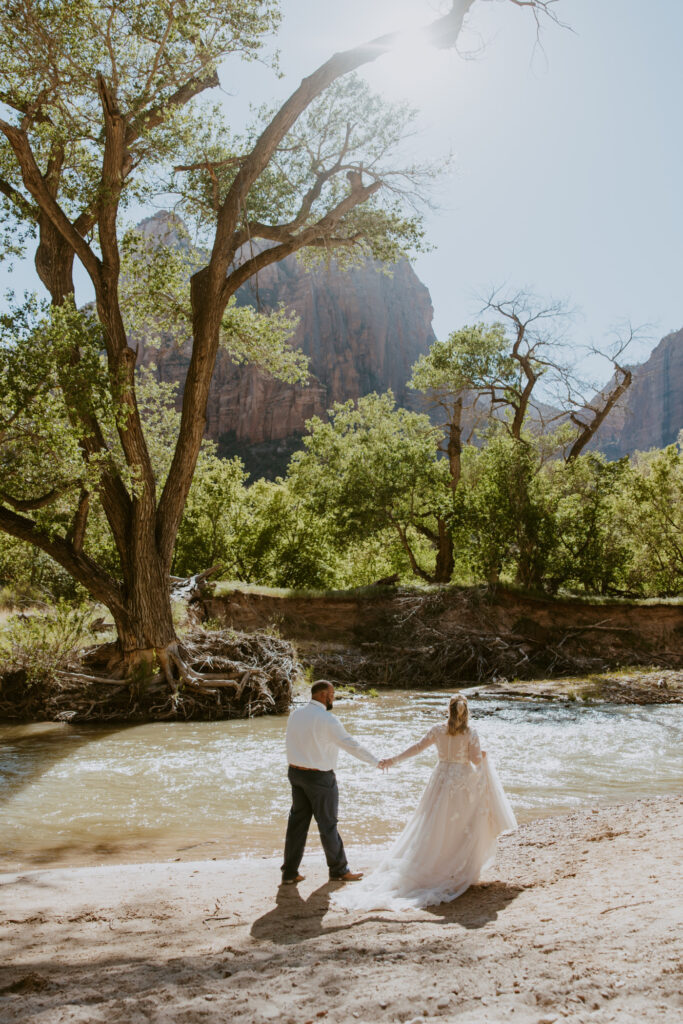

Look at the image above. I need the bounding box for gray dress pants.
[281,766,348,879]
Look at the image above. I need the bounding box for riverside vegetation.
[4,361,682,605]
[3,307,683,606]
[2,301,683,721]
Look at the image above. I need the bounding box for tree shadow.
[0,722,131,808]
[0,722,144,870]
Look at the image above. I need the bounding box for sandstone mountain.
[589,328,683,457]
[138,213,435,478]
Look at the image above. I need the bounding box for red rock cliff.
[139,214,436,476]
[590,328,683,457]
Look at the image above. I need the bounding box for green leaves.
[173,73,432,265]
[287,392,449,586]
[0,293,183,540]
[619,441,683,595]
[120,219,308,383]
[0,1,280,237]
[173,458,337,589]
[221,300,306,385]
[120,221,202,348]
[409,323,515,398]
[0,296,106,512]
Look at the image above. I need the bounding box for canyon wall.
[139,213,435,477]
[590,328,683,457]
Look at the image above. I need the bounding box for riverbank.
[2,586,682,723]
[207,584,683,691]
[469,667,683,705]
[2,795,680,1023]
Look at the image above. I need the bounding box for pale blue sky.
[3,1,681,383]
[259,0,683,380]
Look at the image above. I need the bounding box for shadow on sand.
[250,878,524,944]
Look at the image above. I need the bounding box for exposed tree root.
[0,627,301,722]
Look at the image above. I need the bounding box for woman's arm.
[380,727,438,768]
[468,729,483,766]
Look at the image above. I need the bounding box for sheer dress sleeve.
[468,728,483,765]
[390,726,439,765]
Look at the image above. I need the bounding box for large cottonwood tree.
[0,0,559,684]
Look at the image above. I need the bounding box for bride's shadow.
[250,879,523,945]
[425,880,524,929]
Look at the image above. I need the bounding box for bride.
[333,694,517,911]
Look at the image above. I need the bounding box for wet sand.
[1,795,681,1023]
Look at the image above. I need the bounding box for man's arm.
[328,715,379,766]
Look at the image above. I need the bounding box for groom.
[281,680,380,885]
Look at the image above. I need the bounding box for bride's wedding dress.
[334,724,517,911]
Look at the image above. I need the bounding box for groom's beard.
[325,699,334,710]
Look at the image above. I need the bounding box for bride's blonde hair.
[447,693,469,735]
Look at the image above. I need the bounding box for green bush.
[0,601,93,686]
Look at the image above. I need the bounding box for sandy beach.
[1,794,681,1024]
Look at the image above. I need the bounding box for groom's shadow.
[251,881,341,944]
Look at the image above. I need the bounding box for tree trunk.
[32,215,184,679]
[112,578,177,678]
[447,401,463,492]
[433,518,455,583]
[515,543,544,590]
[35,214,76,302]
[566,367,633,462]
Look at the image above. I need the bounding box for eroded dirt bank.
[204,586,683,696]
[1,795,681,1024]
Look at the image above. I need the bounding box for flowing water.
[1,692,682,871]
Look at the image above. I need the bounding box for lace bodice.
[390,724,482,766]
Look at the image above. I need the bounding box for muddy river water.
[1,692,682,871]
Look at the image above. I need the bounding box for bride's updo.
[447,693,469,735]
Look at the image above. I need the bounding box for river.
[1,692,682,871]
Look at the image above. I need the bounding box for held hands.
[378,757,394,771]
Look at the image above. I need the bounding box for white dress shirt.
[286,700,379,770]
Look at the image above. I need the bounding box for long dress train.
[334,724,517,911]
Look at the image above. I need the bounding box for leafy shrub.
[0,602,93,686]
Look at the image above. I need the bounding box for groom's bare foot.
[330,870,363,882]
[281,874,305,885]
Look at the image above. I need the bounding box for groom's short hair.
[311,680,333,696]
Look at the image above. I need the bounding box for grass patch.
[552,592,683,608]
[212,580,399,601]
[211,580,495,603]
[211,579,683,608]
[0,602,94,686]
